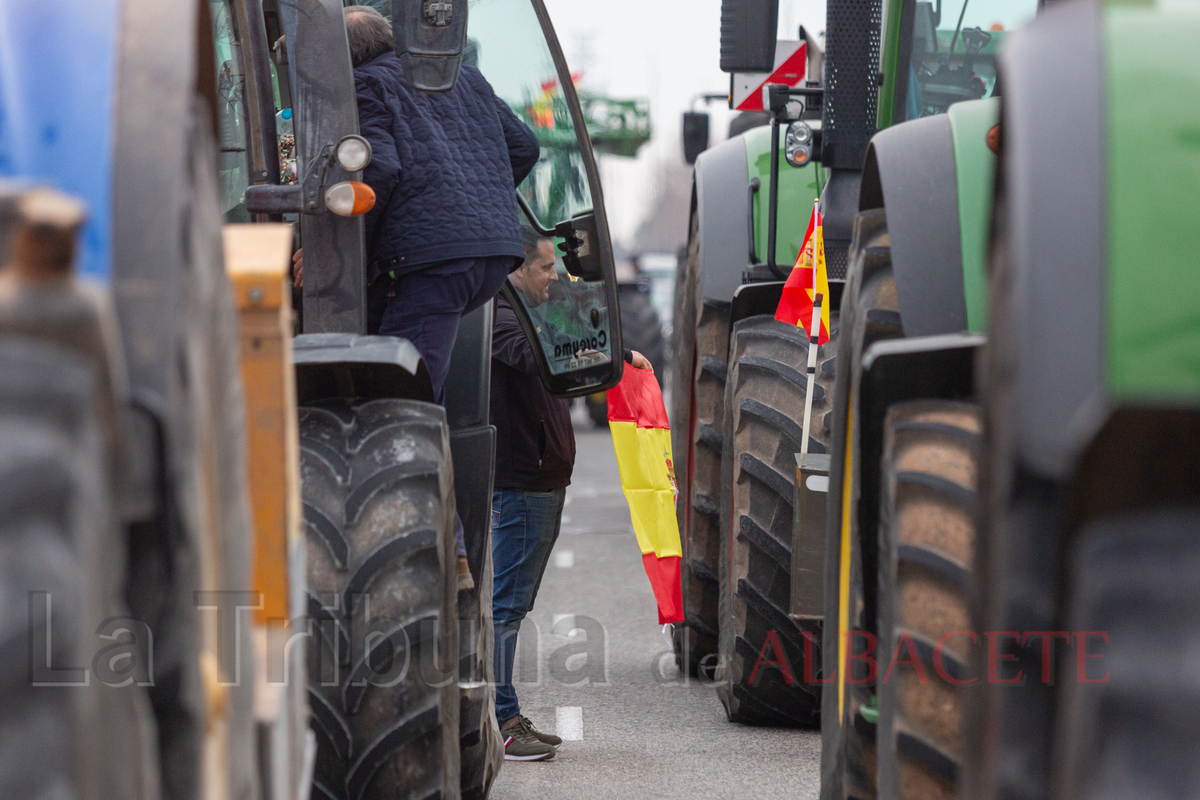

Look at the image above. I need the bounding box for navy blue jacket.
[354,53,540,281]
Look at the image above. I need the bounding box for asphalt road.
[489,407,821,800]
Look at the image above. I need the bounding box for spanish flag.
[775,201,831,345]
[607,366,683,624]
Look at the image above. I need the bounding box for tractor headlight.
[335,135,372,172]
[785,122,813,168]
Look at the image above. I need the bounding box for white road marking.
[551,614,578,637]
[556,706,583,741]
[554,550,575,568]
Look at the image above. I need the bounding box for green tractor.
[670,20,828,725]
[0,1,625,800]
[824,1,1200,800]
[676,0,1041,734]
[962,3,1200,799]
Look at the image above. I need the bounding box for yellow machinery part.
[222,224,300,625]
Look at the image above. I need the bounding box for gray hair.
[344,5,394,67]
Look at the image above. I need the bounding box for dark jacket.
[491,296,575,491]
[354,53,540,282]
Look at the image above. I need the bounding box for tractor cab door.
[469,0,623,396]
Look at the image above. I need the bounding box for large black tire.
[302,399,460,800]
[455,450,503,800]
[670,201,709,675]
[715,312,837,726]
[1054,507,1200,800]
[618,283,666,376]
[0,339,159,800]
[821,209,904,800]
[673,296,730,676]
[877,401,980,800]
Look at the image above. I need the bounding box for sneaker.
[456,556,475,592]
[501,716,556,761]
[519,714,562,747]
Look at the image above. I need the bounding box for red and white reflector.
[731,40,807,112]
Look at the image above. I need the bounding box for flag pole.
[800,292,822,457]
[800,199,821,458]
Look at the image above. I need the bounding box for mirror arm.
[515,191,556,237]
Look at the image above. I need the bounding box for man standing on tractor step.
[297,5,540,405]
[490,227,651,761]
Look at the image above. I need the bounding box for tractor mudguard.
[859,114,967,338]
[695,135,752,304]
[293,333,435,405]
[444,303,493,432]
[850,334,983,561]
[995,0,1106,481]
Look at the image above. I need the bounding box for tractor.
[0,2,293,799]
[241,3,624,796]
[707,2,1200,800]
[0,1,623,800]
[670,0,1040,738]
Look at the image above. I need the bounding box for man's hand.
[629,350,652,371]
[292,248,303,288]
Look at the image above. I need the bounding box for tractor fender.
[859,114,967,337]
[995,0,1107,480]
[695,135,751,304]
[294,333,436,405]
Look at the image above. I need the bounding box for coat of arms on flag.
[606,366,683,624]
[775,199,831,345]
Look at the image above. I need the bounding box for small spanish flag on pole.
[607,366,684,624]
[775,198,831,346]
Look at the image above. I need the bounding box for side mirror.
[393,0,469,93]
[720,0,780,73]
[555,213,603,283]
[682,112,710,165]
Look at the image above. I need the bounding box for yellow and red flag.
[775,202,831,345]
[607,366,683,624]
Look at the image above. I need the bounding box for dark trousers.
[368,256,513,404]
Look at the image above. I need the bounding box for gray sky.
[542,0,827,245]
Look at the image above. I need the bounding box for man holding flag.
[490,227,651,761]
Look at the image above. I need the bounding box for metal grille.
[821,0,883,171]
[826,246,848,281]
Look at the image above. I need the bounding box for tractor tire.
[618,283,666,377]
[301,399,460,800]
[670,202,705,675]
[458,497,502,800]
[877,401,981,800]
[585,393,609,428]
[821,209,903,800]
[715,313,838,726]
[0,340,159,800]
[1054,507,1200,800]
[674,297,730,677]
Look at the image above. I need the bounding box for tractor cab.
[222,0,622,397]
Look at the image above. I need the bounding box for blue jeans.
[491,488,566,724]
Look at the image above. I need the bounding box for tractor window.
[468,0,592,229]
[893,0,1038,121]
[470,0,619,388]
[211,0,252,221]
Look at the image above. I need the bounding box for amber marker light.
[324,181,376,217]
[987,124,1001,154]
